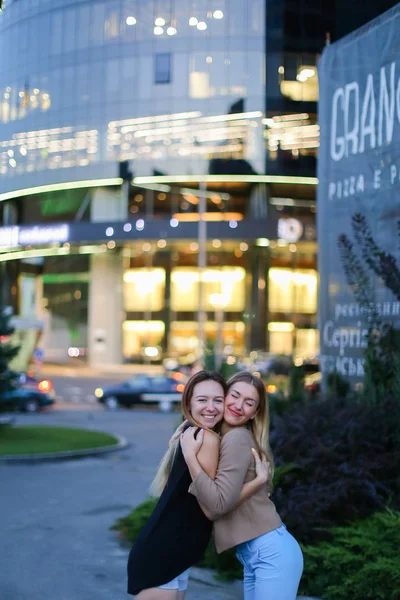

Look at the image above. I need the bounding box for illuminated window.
[171,267,246,312]
[189,52,249,99]
[279,55,319,102]
[124,269,166,312]
[19,274,36,318]
[295,329,319,360]
[105,9,120,39]
[268,321,294,355]
[169,321,245,356]
[265,113,319,155]
[189,71,211,99]
[123,321,165,358]
[269,268,317,314]
[269,331,293,355]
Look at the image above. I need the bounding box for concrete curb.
[189,568,322,599]
[0,432,130,464]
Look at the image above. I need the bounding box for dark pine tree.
[0,304,20,396]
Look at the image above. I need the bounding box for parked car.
[95,375,184,410]
[0,373,56,413]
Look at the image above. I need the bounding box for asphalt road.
[44,372,129,406]
[0,407,242,600]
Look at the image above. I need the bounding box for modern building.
[0,0,396,366]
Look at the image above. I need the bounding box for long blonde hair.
[150,371,226,497]
[226,371,275,478]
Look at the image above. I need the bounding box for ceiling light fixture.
[126,16,137,25]
[154,26,164,35]
[197,21,207,30]
[189,16,198,26]
[213,10,224,19]
[155,17,165,26]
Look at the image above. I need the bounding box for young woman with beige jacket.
[180,371,304,600]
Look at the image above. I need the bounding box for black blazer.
[127,442,212,595]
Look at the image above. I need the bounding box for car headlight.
[95,388,104,398]
[38,379,52,393]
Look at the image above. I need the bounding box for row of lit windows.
[0,108,320,177]
[0,109,262,175]
[122,319,319,360]
[123,267,318,314]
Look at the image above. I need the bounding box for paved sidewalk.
[189,569,243,599]
[188,568,320,600]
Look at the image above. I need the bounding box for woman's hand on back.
[180,426,204,460]
[251,448,271,487]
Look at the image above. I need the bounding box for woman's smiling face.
[224,381,260,427]
[189,379,225,429]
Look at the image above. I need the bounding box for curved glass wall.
[0,0,266,194]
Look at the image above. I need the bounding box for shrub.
[270,397,400,544]
[111,498,158,543]
[268,392,293,417]
[299,510,400,600]
[113,502,400,597]
[326,372,350,399]
[288,365,306,404]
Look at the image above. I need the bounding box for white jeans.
[158,568,191,591]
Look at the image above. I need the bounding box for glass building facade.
[0,0,266,189]
[0,0,395,366]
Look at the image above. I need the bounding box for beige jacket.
[189,427,282,553]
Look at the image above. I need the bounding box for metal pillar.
[197,180,207,365]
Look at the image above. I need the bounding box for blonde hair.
[226,372,275,479]
[150,371,226,497]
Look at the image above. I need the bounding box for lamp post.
[197,180,207,366]
[209,293,229,370]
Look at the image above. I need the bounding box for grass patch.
[0,426,119,455]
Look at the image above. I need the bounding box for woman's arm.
[196,430,220,480]
[194,430,220,520]
[181,428,254,520]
